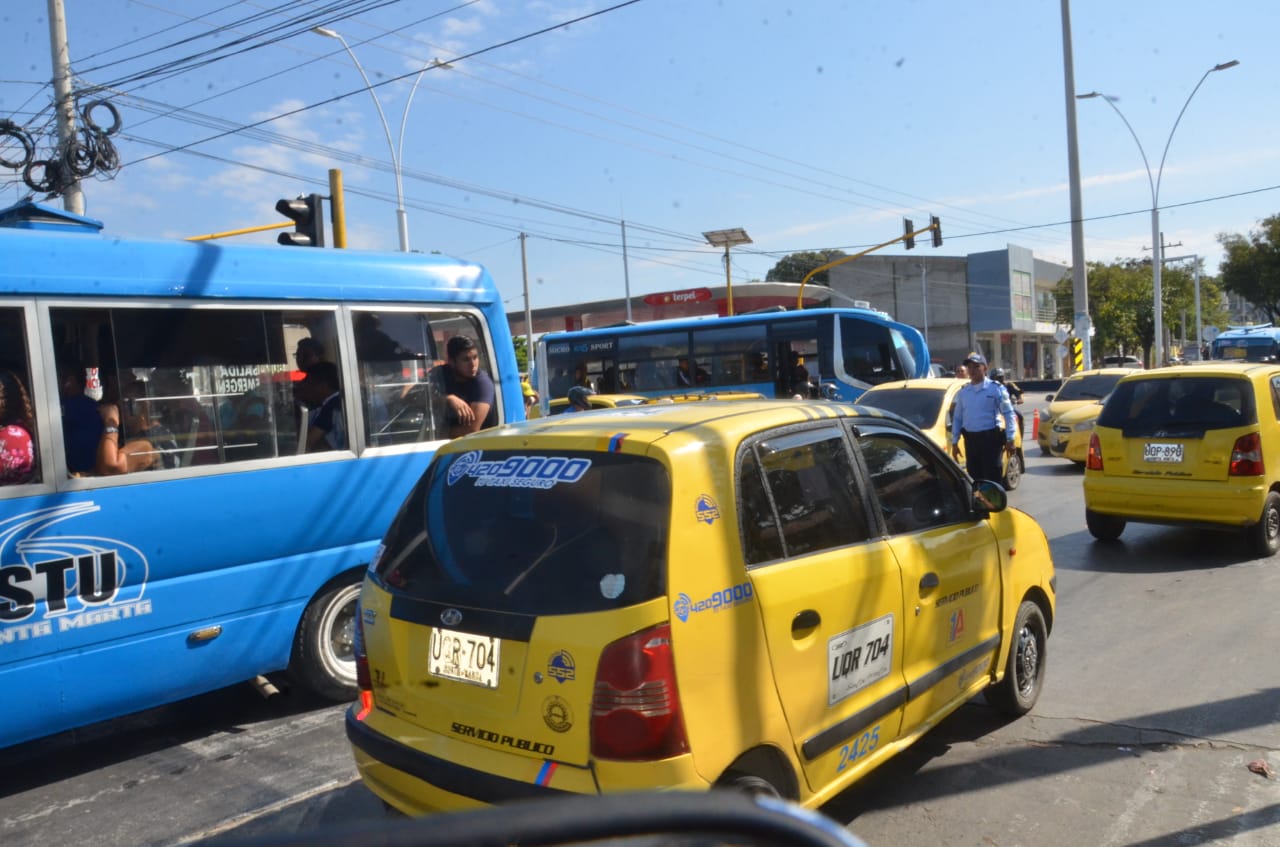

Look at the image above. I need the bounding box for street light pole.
[702,228,752,317]
[1078,59,1238,367]
[313,27,452,252]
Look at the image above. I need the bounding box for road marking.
[169,776,360,845]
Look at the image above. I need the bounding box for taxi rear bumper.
[1084,475,1268,527]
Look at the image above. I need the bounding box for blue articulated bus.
[0,202,520,747]
[535,307,929,408]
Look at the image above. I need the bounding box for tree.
[1055,258,1229,365]
[512,335,529,373]
[765,249,848,286]
[1218,215,1280,323]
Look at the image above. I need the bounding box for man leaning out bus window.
[435,336,498,439]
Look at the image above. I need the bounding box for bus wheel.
[289,576,361,701]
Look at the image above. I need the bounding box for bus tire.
[289,575,362,701]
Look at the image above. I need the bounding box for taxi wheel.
[1003,452,1023,491]
[288,577,361,701]
[719,771,782,798]
[985,600,1047,716]
[1085,509,1125,542]
[1247,491,1280,557]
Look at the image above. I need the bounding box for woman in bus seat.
[0,369,36,484]
[96,380,180,474]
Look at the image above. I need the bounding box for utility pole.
[47,0,84,214]
[1060,0,1091,368]
[620,220,633,322]
[521,233,533,376]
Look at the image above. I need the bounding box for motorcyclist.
[990,368,1023,404]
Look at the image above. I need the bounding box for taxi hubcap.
[1016,625,1039,696]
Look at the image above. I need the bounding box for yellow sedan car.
[857,378,1024,490]
[1047,399,1105,464]
[546,393,649,415]
[347,400,1056,813]
[1036,368,1133,456]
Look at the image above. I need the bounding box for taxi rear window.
[1098,376,1256,435]
[375,450,670,615]
[857,388,944,428]
[1057,373,1124,402]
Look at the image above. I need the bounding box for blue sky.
[3,1,1277,313]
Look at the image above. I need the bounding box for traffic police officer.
[950,351,1017,483]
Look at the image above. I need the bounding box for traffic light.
[903,218,915,250]
[276,194,325,247]
[1070,336,1084,371]
[930,215,942,248]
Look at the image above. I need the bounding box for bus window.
[50,306,341,471]
[619,330,688,391]
[692,323,768,389]
[354,309,495,447]
[0,307,38,487]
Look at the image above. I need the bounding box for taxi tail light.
[1229,432,1265,476]
[1086,433,1103,470]
[590,623,689,761]
[353,601,374,720]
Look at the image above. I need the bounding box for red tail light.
[353,601,374,720]
[1087,433,1103,471]
[590,623,689,761]
[1230,432,1265,476]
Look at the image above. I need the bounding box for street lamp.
[702,228,752,317]
[312,26,452,252]
[1077,59,1238,366]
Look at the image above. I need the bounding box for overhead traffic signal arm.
[276,194,325,247]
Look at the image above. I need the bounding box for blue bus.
[0,202,520,748]
[1209,324,1280,362]
[535,307,928,408]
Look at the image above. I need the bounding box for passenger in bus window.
[153,370,217,466]
[96,381,179,474]
[297,361,346,452]
[294,337,323,373]
[0,369,36,484]
[434,335,497,438]
[59,363,102,475]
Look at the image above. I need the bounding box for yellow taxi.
[857,378,1024,490]
[347,400,1057,812]
[1083,363,1280,555]
[1036,368,1133,456]
[1047,398,1105,465]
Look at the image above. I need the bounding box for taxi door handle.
[919,572,940,591]
[791,609,821,637]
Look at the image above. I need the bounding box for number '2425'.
[836,725,880,772]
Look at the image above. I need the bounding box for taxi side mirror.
[1045,393,1055,402]
[973,479,1007,514]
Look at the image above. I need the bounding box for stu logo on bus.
[0,504,152,644]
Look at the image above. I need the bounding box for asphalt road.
[3,424,1279,847]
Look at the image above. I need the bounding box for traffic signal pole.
[796,218,941,309]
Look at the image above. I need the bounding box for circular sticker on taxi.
[542,695,573,733]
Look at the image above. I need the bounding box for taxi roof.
[1115,361,1280,381]
[445,399,908,457]
[863,377,963,393]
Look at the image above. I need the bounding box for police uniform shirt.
[951,379,1017,445]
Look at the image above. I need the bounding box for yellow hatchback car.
[1083,363,1280,554]
[1036,368,1132,456]
[347,400,1056,813]
[857,378,1024,490]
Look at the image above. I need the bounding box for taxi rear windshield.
[857,388,944,428]
[375,450,670,615]
[1097,376,1257,435]
[1056,373,1124,401]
